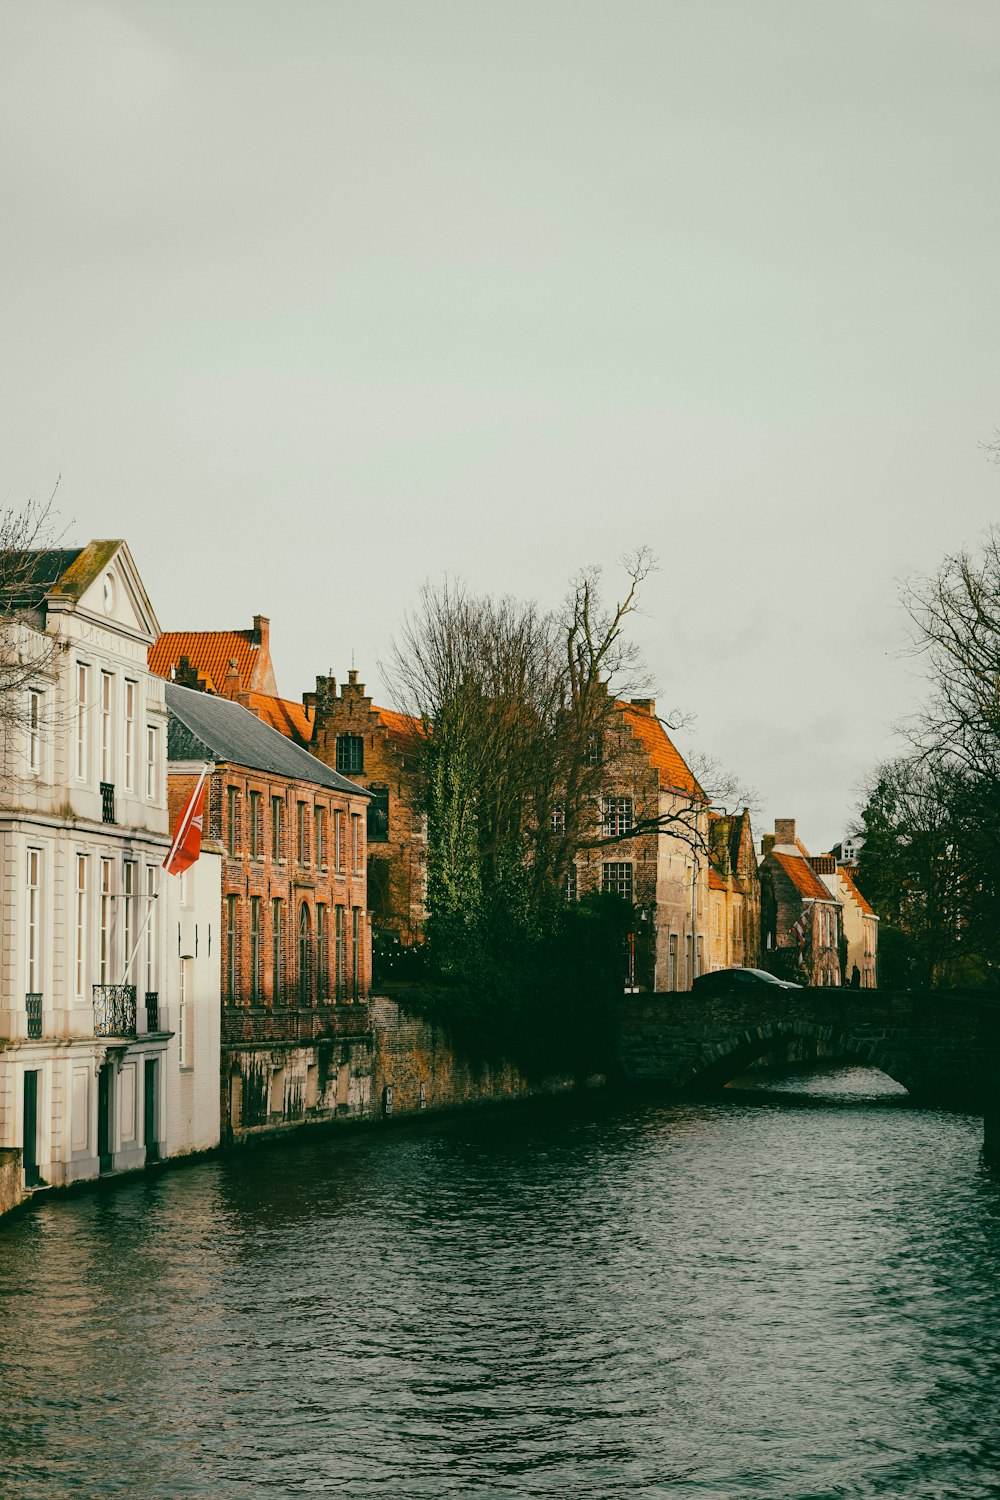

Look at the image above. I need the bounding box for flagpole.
[119,763,212,986]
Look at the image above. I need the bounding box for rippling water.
[2,1071,999,1499]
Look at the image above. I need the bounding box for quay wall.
[0,1148,24,1218]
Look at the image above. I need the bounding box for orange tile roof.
[149,631,259,693]
[376,706,425,753]
[772,851,834,903]
[247,693,314,744]
[708,869,727,891]
[617,702,704,798]
[837,865,876,917]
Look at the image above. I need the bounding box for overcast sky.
[3,0,999,851]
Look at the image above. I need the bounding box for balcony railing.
[144,993,160,1032]
[25,993,42,1040]
[93,984,137,1038]
[100,782,116,824]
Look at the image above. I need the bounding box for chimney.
[811,854,836,875]
[252,614,270,651]
[774,818,796,846]
[762,834,776,856]
[223,657,242,699]
[630,698,656,716]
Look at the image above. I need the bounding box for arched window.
[298,903,312,1006]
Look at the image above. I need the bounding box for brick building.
[706,809,761,973]
[759,819,843,986]
[166,682,373,1140]
[308,669,426,952]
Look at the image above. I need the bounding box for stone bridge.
[618,988,1000,1113]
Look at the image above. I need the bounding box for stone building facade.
[308,669,427,953]
[706,809,761,973]
[759,819,844,986]
[165,682,373,1142]
[819,862,878,988]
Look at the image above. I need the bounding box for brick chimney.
[630,698,656,716]
[223,657,242,699]
[252,614,270,651]
[774,818,796,846]
[811,854,836,875]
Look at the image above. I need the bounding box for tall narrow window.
[75,855,89,1000]
[225,894,238,1003]
[299,904,311,1005]
[314,805,325,866]
[315,904,327,1002]
[27,690,41,775]
[123,681,136,790]
[271,898,284,1004]
[250,897,262,1004]
[99,859,114,984]
[75,663,90,781]
[367,788,389,842]
[145,865,157,996]
[26,849,41,995]
[685,935,693,989]
[145,725,158,800]
[352,814,362,874]
[249,791,261,859]
[297,802,308,864]
[123,862,136,983]
[100,671,114,782]
[564,863,578,902]
[227,787,239,857]
[334,809,343,873]
[178,958,193,1068]
[668,933,678,991]
[271,796,283,860]
[696,935,703,979]
[335,906,345,1001]
[352,908,361,1000]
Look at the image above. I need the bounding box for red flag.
[164,775,207,876]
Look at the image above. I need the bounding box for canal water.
[2,1069,999,1499]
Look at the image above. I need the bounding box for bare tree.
[0,486,65,791]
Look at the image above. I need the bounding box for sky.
[2,0,999,853]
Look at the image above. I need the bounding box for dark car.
[691,966,803,995]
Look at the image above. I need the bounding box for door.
[97,1063,113,1174]
[143,1058,159,1163]
[22,1071,39,1188]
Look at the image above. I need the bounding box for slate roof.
[166,682,367,797]
[150,630,261,693]
[617,702,704,799]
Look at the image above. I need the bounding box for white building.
[0,540,220,1193]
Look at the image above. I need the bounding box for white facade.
[0,541,220,1190]
[161,850,222,1156]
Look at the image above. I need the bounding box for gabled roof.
[150,630,261,694]
[772,850,836,903]
[166,682,367,797]
[248,692,314,744]
[708,869,727,891]
[836,865,876,917]
[618,702,704,799]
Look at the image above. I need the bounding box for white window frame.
[74,855,89,1002]
[123,861,137,983]
[145,725,158,801]
[100,671,114,783]
[145,865,158,996]
[99,858,114,985]
[27,689,42,776]
[123,681,137,791]
[26,848,42,994]
[75,663,90,782]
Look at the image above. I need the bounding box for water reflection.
[0,1075,998,1498]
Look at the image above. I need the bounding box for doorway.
[143,1058,159,1163]
[22,1070,40,1188]
[97,1063,114,1174]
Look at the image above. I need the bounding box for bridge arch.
[672,1020,914,1095]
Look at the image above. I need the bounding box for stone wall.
[0,1147,24,1219]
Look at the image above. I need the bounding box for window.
[100,672,114,782]
[271,795,283,860]
[601,862,634,902]
[145,865,157,996]
[145,725,158,800]
[225,894,238,1003]
[335,734,364,774]
[27,689,41,775]
[178,958,193,1069]
[335,906,346,1000]
[352,813,362,873]
[297,802,308,864]
[75,663,90,781]
[602,797,634,838]
[271,898,284,1004]
[250,897,262,1004]
[352,907,361,1000]
[367,788,389,843]
[316,904,328,1001]
[668,933,678,990]
[696,935,703,979]
[585,733,603,766]
[550,805,566,836]
[227,787,239,857]
[99,858,114,984]
[74,855,89,1001]
[299,904,311,1005]
[123,862,137,983]
[334,809,343,873]
[315,805,326,865]
[685,934,693,989]
[123,681,136,790]
[26,849,41,994]
[249,791,261,859]
[564,863,578,902]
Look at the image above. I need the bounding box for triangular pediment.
[48,540,161,643]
